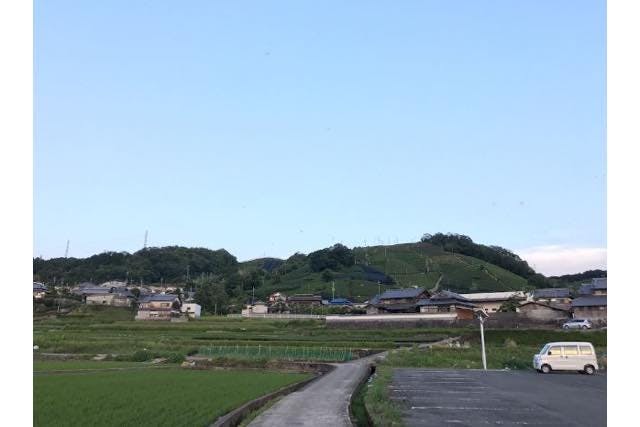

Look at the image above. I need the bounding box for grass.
[380,329,607,370]
[239,241,531,302]
[363,367,404,427]
[198,344,354,361]
[34,367,311,427]
[33,306,458,357]
[34,361,153,371]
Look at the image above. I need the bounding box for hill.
[33,235,541,307]
[239,241,532,302]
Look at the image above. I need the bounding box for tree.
[194,277,229,315]
[498,297,521,312]
[321,270,334,282]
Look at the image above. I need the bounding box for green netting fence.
[198,345,354,362]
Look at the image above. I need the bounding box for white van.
[533,341,599,375]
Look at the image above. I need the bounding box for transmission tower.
[64,240,70,258]
[143,230,148,249]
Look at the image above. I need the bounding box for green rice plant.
[34,368,310,427]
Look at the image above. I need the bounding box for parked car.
[562,319,592,329]
[533,341,598,374]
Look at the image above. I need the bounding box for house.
[461,291,527,313]
[99,280,128,289]
[328,298,353,306]
[81,287,135,307]
[180,303,201,319]
[268,292,287,304]
[241,301,269,316]
[571,296,607,321]
[417,290,477,320]
[530,288,572,304]
[579,278,607,296]
[135,294,182,320]
[33,282,47,300]
[287,294,323,306]
[518,301,571,321]
[366,287,429,314]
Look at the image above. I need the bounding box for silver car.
[562,319,592,329]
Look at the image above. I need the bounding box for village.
[33,277,607,327]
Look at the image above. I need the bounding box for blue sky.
[34,0,606,275]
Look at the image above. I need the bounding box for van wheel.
[581,325,588,330]
[563,325,569,330]
[584,365,595,375]
[541,364,551,374]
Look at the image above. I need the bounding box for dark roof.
[138,294,180,303]
[376,302,419,312]
[33,282,47,291]
[379,287,426,300]
[81,287,134,298]
[430,290,471,302]
[416,290,475,308]
[532,288,571,299]
[329,298,353,305]
[591,278,607,290]
[417,298,476,309]
[571,296,607,308]
[578,284,594,295]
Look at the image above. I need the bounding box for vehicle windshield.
[539,344,550,355]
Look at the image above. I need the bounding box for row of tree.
[32,246,238,285]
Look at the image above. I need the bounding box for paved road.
[248,355,380,427]
[390,369,606,427]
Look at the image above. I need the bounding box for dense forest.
[32,246,238,285]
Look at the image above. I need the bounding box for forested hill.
[33,233,577,306]
[33,246,238,285]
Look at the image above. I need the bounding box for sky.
[34,0,606,275]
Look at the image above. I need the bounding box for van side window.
[579,345,593,355]
[548,346,561,356]
[563,346,579,355]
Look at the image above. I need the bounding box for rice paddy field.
[33,306,456,359]
[34,366,310,427]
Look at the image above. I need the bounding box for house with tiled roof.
[33,282,47,300]
[366,287,430,314]
[135,294,182,320]
[80,287,135,307]
[571,295,607,322]
[531,288,572,304]
[417,290,477,320]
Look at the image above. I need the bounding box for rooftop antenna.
[143,230,148,249]
[64,240,70,258]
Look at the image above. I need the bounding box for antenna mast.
[64,240,70,258]
[143,230,148,249]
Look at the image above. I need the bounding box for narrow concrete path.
[248,354,384,427]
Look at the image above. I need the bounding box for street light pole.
[479,316,487,370]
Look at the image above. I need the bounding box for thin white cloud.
[516,245,607,276]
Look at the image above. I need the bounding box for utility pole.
[476,310,488,370]
[331,281,335,300]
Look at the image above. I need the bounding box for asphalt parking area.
[390,368,606,427]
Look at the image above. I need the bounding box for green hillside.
[242,242,529,303]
